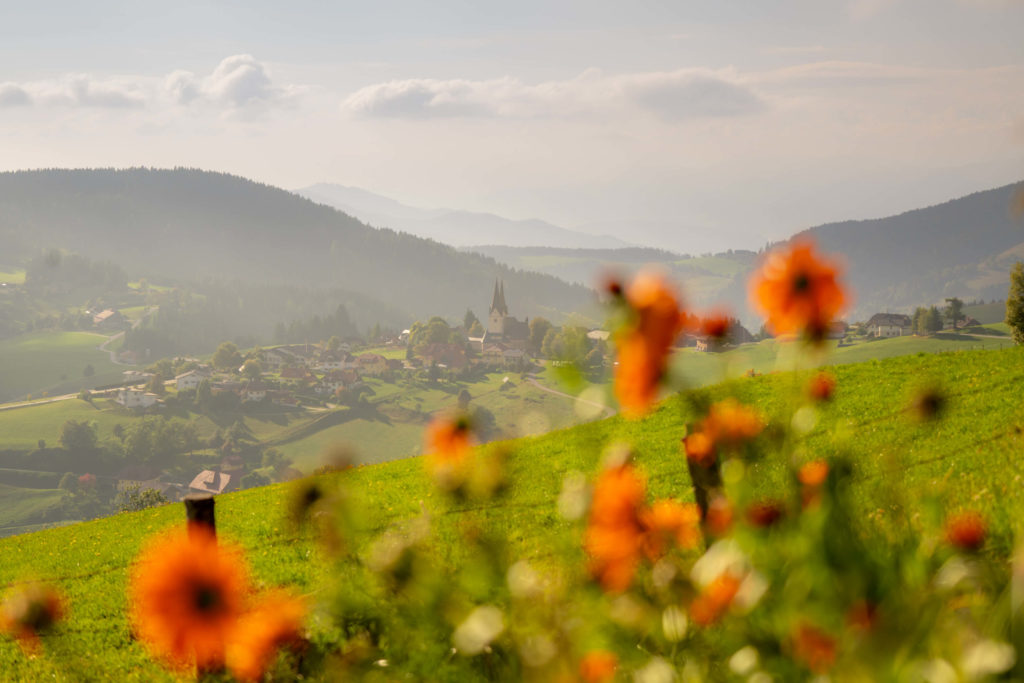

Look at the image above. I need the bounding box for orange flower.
[944,511,986,551]
[641,499,701,560]
[683,430,716,467]
[750,240,846,341]
[807,372,836,402]
[798,461,829,487]
[424,414,475,488]
[128,526,251,669]
[846,600,878,632]
[704,398,764,446]
[613,271,686,417]
[699,311,732,343]
[0,584,65,655]
[690,572,742,626]
[792,623,837,673]
[579,649,618,682]
[226,593,306,682]
[584,465,647,592]
[746,500,785,528]
[705,496,734,537]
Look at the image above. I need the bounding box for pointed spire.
[490,279,502,313]
[498,280,508,315]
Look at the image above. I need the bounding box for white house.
[241,381,268,403]
[175,370,207,391]
[116,388,161,409]
[866,313,912,338]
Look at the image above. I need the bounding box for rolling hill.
[295,183,629,250]
[0,345,1021,679]
[0,169,596,325]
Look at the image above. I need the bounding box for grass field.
[0,483,64,528]
[0,268,26,285]
[0,345,1021,679]
[0,331,124,403]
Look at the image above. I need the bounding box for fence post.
[184,493,216,537]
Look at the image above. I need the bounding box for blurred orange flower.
[226,593,306,682]
[798,461,829,487]
[579,649,618,682]
[944,511,986,551]
[699,311,732,343]
[585,465,647,592]
[807,372,836,402]
[706,496,734,537]
[683,430,716,467]
[746,500,786,528]
[613,271,686,418]
[690,572,742,626]
[128,526,251,669]
[424,414,475,487]
[704,398,764,446]
[750,240,846,341]
[0,583,65,655]
[641,499,701,560]
[792,623,837,673]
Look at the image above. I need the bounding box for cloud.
[164,70,201,105]
[63,76,145,108]
[162,55,296,110]
[341,69,766,121]
[0,83,31,107]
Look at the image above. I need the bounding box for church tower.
[487,278,507,336]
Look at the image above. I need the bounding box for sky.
[1,0,1022,251]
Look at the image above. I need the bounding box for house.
[316,352,358,372]
[866,313,912,338]
[175,369,207,391]
[122,370,153,385]
[267,390,299,407]
[93,309,124,330]
[188,470,232,495]
[262,347,298,370]
[356,353,388,376]
[420,343,469,369]
[320,369,361,395]
[116,387,161,409]
[241,381,269,402]
[587,330,611,342]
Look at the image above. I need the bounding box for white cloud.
[0,83,31,107]
[203,54,281,107]
[164,70,201,105]
[341,68,766,121]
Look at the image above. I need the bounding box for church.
[479,279,530,351]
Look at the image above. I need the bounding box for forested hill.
[798,180,1024,316]
[0,168,595,323]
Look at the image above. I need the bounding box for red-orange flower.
[641,499,701,560]
[944,511,986,551]
[226,593,306,682]
[704,398,763,446]
[750,240,846,341]
[792,623,837,673]
[746,500,786,528]
[683,430,716,467]
[807,372,836,402]
[613,271,686,418]
[579,649,618,682]
[798,460,829,507]
[424,414,475,487]
[700,311,732,343]
[128,526,251,669]
[584,465,647,592]
[705,496,734,537]
[0,583,65,655]
[690,572,742,626]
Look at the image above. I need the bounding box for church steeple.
[490,278,508,316]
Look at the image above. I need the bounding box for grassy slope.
[1,346,1022,679]
[0,332,122,403]
[0,268,25,285]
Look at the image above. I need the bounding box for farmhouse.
[188,469,232,495]
[122,369,153,385]
[241,381,269,402]
[174,369,208,391]
[116,387,161,409]
[93,308,124,330]
[867,313,912,338]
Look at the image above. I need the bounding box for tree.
[146,372,166,396]
[1007,261,1024,345]
[115,485,168,512]
[464,309,480,332]
[468,320,484,337]
[83,364,95,378]
[58,472,78,492]
[911,307,927,335]
[242,359,263,380]
[59,420,97,453]
[213,341,243,370]
[457,389,472,410]
[924,306,943,334]
[944,297,964,332]
[242,471,271,489]
[327,336,342,352]
[529,317,553,355]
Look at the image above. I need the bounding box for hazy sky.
[1,0,1022,249]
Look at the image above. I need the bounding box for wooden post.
[184,493,216,537]
[183,494,220,679]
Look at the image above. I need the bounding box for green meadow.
[0,332,122,403]
[0,345,1021,680]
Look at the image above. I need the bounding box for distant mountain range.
[0,169,596,327]
[470,181,1024,324]
[295,183,629,249]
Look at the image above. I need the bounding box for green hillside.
[1,346,1021,679]
[0,331,122,403]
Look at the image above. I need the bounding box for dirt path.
[524,373,615,419]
